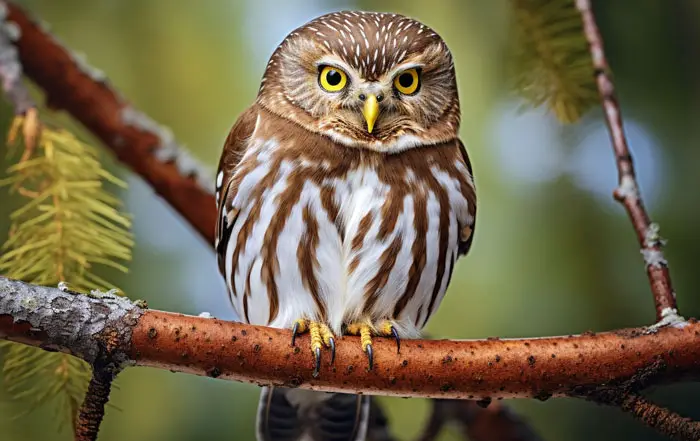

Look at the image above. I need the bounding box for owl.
[215,11,476,441]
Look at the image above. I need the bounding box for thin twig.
[619,395,700,441]
[74,368,115,441]
[576,0,679,322]
[587,393,700,441]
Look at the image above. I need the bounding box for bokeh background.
[1,0,700,440]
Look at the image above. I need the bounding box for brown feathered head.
[257,11,461,153]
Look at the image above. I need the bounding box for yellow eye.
[394,68,420,95]
[319,66,348,92]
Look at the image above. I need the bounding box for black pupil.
[326,69,342,86]
[399,72,414,88]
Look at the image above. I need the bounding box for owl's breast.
[221,137,472,336]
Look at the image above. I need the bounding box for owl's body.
[215,11,475,441]
[218,106,473,337]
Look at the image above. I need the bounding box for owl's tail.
[256,386,370,441]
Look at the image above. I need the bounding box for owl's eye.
[394,68,421,95]
[319,66,348,92]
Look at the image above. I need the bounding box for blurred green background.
[2,0,700,440]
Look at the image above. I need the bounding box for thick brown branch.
[576,0,678,322]
[2,276,700,405]
[3,1,217,244]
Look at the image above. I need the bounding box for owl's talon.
[391,326,401,354]
[291,322,300,347]
[291,319,308,347]
[365,344,373,370]
[313,346,322,377]
[328,337,336,365]
[292,319,334,376]
[377,321,401,354]
[348,323,375,370]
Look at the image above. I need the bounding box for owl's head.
[257,11,460,153]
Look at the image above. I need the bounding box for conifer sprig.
[0,115,133,431]
[510,0,599,122]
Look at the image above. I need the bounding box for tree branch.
[2,1,217,245]
[2,276,699,404]
[2,276,699,439]
[588,393,700,441]
[75,369,115,441]
[576,0,679,323]
[0,4,33,115]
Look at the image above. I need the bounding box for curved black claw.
[391,326,401,354]
[365,344,374,371]
[328,337,336,365]
[291,322,300,347]
[313,347,322,378]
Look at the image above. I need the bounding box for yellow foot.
[346,322,375,370]
[346,321,402,371]
[291,319,335,377]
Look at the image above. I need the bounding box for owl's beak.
[362,94,379,134]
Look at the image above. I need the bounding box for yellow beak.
[362,94,379,134]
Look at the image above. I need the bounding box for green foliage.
[510,0,599,123]
[0,116,133,431]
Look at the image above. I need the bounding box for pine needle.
[0,116,133,432]
[509,0,598,123]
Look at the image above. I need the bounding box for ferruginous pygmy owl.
[215,10,476,441]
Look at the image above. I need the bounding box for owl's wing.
[455,138,476,257]
[215,106,258,275]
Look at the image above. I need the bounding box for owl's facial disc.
[257,11,461,152]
